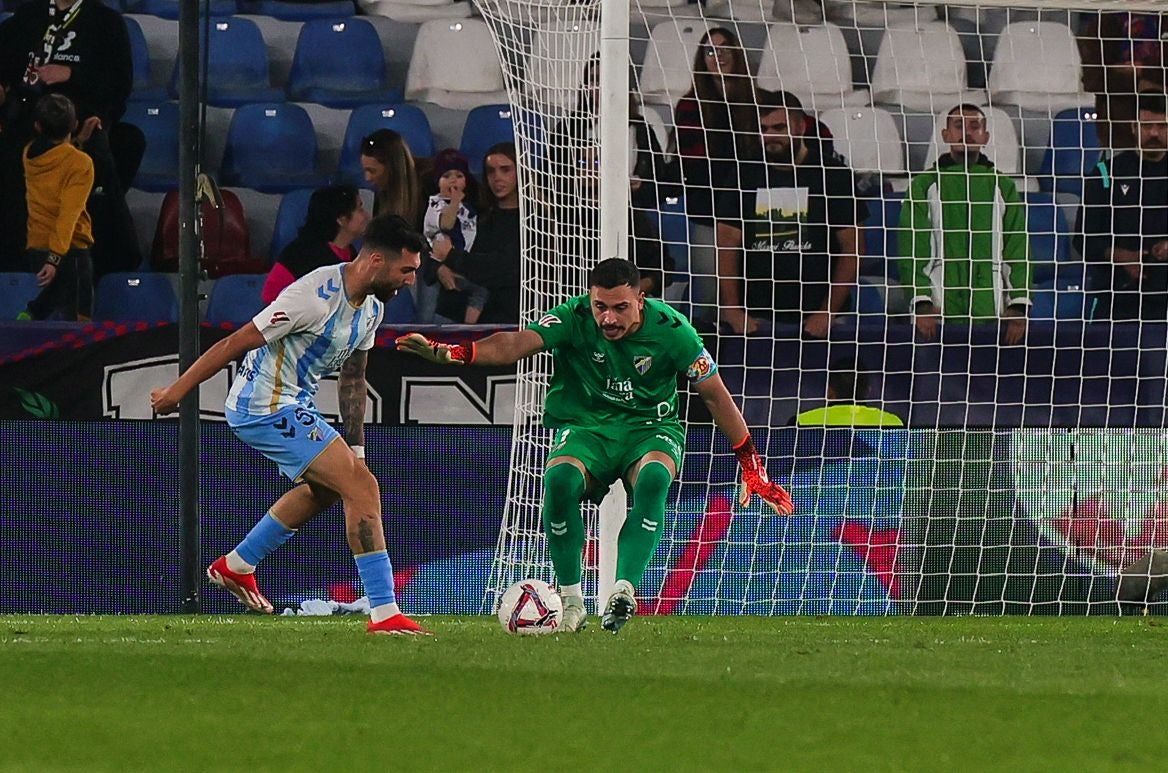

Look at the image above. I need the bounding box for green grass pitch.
[3,615,1167,771]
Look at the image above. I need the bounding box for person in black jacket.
[0,0,140,275]
[1076,91,1168,321]
[426,142,521,324]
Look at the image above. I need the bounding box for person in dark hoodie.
[262,185,371,304]
[898,103,1030,345]
[17,93,94,321]
[0,0,140,277]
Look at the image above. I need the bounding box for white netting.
[475,0,1168,615]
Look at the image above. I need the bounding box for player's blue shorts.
[226,404,340,482]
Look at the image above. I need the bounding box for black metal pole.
[177,0,201,612]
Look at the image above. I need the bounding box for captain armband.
[685,348,718,384]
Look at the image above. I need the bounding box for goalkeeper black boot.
[601,587,636,634]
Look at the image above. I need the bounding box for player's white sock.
[225,550,255,574]
[614,579,635,598]
[370,602,403,623]
[560,582,582,598]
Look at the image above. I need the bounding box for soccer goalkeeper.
[397,258,793,634]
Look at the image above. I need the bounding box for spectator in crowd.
[1077,92,1168,321]
[674,27,759,312]
[426,142,522,325]
[1079,11,1166,150]
[792,356,905,427]
[16,94,94,321]
[0,0,141,277]
[360,128,422,228]
[261,184,370,304]
[716,90,862,339]
[899,104,1030,344]
[418,148,486,323]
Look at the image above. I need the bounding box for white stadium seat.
[405,19,508,110]
[527,17,601,111]
[870,21,985,112]
[756,21,870,112]
[988,21,1093,113]
[818,106,906,175]
[638,18,713,107]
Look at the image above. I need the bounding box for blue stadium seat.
[287,19,400,108]
[169,17,283,107]
[220,103,329,193]
[1025,192,1071,284]
[124,15,167,101]
[238,0,354,20]
[647,193,691,274]
[383,287,416,325]
[270,188,314,262]
[1039,107,1103,198]
[336,104,433,186]
[121,100,180,192]
[1030,274,1087,322]
[129,0,237,19]
[850,277,887,317]
[93,273,179,323]
[206,274,267,325]
[0,273,41,320]
[860,193,904,282]
[459,105,516,176]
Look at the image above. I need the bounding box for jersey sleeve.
[525,298,580,350]
[673,317,718,384]
[356,299,384,351]
[250,275,329,343]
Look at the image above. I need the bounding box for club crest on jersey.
[307,426,324,442]
[537,314,562,327]
[270,310,290,325]
[592,351,606,363]
[634,355,653,375]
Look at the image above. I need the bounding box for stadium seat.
[152,189,261,278]
[1025,191,1071,285]
[526,18,600,111]
[287,18,402,108]
[870,21,985,112]
[336,104,434,186]
[237,0,355,20]
[1038,107,1103,198]
[638,18,713,107]
[1030,277,1087,322]
[0,273,41,320]
[205,274,267,324]
[458,105,545,175]
[850,277,887,317]
[988,21,1092,113]
[756,22,870,112]
[121,100,180,192]
[270,188,314,262]
[818,107,906,176]
[922,105,1021,174]
[129,0,237,19]
[93,273,179,323]
[649,193,691,273]
[168,17,283,107]
[357,0,472,23]
[125,15,167,101]
[383,286,416,324]
[860,192,905,281]
[219,103,329,193]
[405,19,508,110]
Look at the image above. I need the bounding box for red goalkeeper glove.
[733,435,794,515]
[394,333,474,364]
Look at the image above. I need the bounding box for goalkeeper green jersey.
[526,296,716,429]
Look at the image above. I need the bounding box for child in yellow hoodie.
[18,94,95,321]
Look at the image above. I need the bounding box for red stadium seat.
[151,190,263,277]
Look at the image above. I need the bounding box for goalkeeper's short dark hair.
[33,94,77,141]
[363,214,427,259]
[589,258,641,290]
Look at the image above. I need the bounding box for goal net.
[474,0,1168,616]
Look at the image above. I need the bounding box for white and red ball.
[497,579,563,635]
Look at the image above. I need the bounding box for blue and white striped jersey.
[226,265,382,416]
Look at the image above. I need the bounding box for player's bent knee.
[544,462,586,507]
[634,461,673,500]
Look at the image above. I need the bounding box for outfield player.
[397,258,793,634]
[151,215,429,635]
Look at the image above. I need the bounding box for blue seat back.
[861,193,904,281]
[1025,191,1070,284]
[220,103,320,190]
[270,189,315,262]
[94,273,179,323]
[460,104,544,176]
[289,18,386,95]
[124,16,156,96]
[170,17,273,97]
[0,273,41,319]
[337,104,434,186]
[206,274,267,324]
[120,101,180,191]
[1039,107,1103,198]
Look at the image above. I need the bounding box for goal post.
[474,0,1168,616]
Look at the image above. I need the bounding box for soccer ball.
[497,579,563,635]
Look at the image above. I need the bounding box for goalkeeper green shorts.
[546,422,685,500]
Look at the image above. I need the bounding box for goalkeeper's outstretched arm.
[395,329,544,366]
[692,372,749,447]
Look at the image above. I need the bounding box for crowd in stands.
[0,0,1164,339]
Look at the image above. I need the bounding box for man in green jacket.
[899,104,1030,344]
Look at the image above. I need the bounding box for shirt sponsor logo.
[606,377,634,401]
[634,355,652,375]
[538,314,561,327]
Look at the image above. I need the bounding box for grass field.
[3,615,1167,772]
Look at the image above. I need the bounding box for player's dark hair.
[1136,92,1166,118]
[589,258,641,290]
[363,214,427,260]
[827,356,869,402]
[34,94,76,141]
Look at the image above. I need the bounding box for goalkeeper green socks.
[543,463,587,586]
[616,461,672,588]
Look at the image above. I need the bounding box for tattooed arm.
[338,350,368,449]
